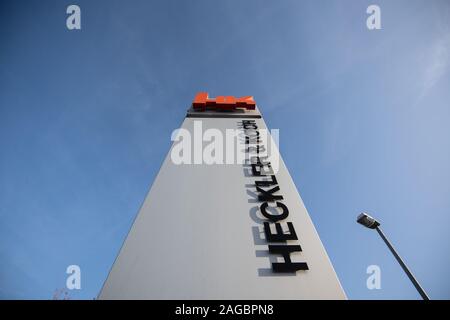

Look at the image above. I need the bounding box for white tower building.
[99,93,346,299]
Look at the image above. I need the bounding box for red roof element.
[192,92,256,111]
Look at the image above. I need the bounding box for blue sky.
[1,0,449,299]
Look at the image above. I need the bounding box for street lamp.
[357,212,430,300]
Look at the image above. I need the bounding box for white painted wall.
[99,109,346,299]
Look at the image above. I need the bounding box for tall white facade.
[99,94,346,299]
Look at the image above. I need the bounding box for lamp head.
[357,212,380,229]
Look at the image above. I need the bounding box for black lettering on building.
[240,120,309,274]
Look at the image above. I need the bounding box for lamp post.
[357,212,430,300]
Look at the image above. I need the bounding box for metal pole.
[375,227,429,300]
